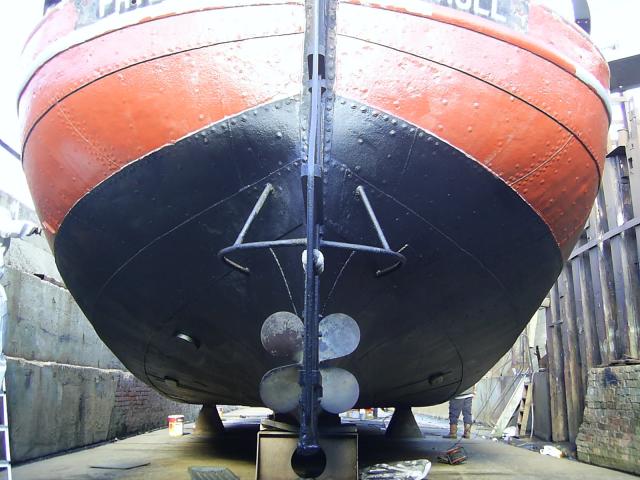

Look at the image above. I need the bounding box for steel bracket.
[217,185,406,277]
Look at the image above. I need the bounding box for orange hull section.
[19,0,609,260]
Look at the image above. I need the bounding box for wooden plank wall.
[545,97,640,443]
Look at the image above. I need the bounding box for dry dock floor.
[9,411,636,480]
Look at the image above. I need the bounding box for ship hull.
[51,95,563,406]
[19,0,610,406]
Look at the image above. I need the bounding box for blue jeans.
[449,397,472,425]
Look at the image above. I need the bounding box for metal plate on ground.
[360,459,431,479]
[90,460,150,470]
[189,466,239,480]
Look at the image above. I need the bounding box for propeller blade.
[319,313,360,362]
[320,367,359,414]
[259,364,301,413]
[261,311,304,359]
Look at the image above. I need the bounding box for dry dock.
[9,413,637,480]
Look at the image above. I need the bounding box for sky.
[1,0,639,209]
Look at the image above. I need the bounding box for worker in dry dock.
[443,385,475,439]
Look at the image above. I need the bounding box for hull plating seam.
[18,0,305,97]
[21,31,303,155]
[343,0,611,119]
[53,97,562,406]
[336,32,603,180]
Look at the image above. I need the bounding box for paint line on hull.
[52,96,562,405]
[333,32,602,255]
[343,0,612,119]
[86,158,303,319]
[21,29,304,156]
[335,32,602,180]
[22,32,304,235]
[330,159,508,292]
[18,0,304,99]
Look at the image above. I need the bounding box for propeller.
[259,311,360,414]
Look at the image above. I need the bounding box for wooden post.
[601,154,637,357]
[613,152,640,358]
[592,191,619,363]
[570,256,589,389]
[557,265,583,443]
[546,284,568,442]
[587,239,612,362]
[573,253,601,371]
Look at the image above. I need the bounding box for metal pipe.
[234,183,274,245]
[320,240,404,261]
[219,238,406,276]
[356,186,391,251]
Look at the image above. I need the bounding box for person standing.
[443,385,475,439]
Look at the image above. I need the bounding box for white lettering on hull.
[91,0,526,32]
[98,0,167,19]
[429,0,528,30]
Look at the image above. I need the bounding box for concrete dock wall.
[1,191,199,462]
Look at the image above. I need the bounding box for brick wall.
[6,357,200,462]
[108,373,200,439]
[576,365,640,475]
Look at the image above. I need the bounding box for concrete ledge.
[7,357,118,461]
[2,267,122,369]
[7,357,199,462]
[6,239,63,285]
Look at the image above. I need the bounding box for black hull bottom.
[54,96,562,407]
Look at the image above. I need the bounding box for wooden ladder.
[0,378,12,480]
[517,381,533,437]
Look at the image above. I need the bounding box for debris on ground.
[89,460,150,470]
[437,446,468,465]
[189,466,240,480]
[360,459,431,479]
[502,426,518,440]
[540,445,566,458]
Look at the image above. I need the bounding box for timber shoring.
[545,142,640,443]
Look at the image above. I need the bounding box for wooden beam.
[591,191,619,363]
[612,152,640,358]
[587,233,613,362]
[546,284,568,442]
[558,266,584,443]
[601,155,635,357]
[570,256,590,388]
[573,254,601,371]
